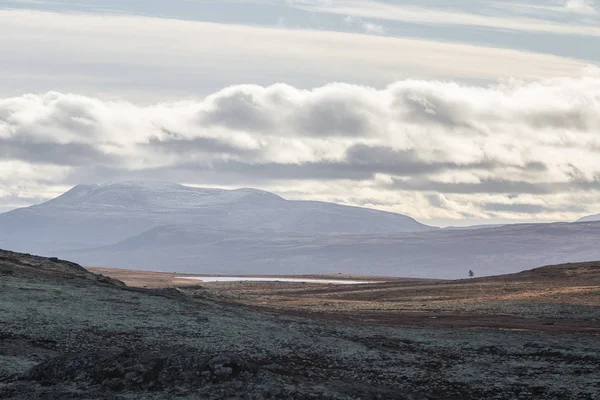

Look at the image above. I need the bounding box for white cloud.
[296,0,600,36]
[565,0,597,14]
[0,9,592,101]
[499,0,598,17]
[344,15,385,34]
[1,73,600,223]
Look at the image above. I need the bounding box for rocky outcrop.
[0,249,125,287]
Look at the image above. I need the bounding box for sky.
[0,0,599,226]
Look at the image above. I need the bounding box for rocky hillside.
[0,249,123,286]
[1,250,600,399]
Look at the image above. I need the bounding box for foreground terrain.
[92,262,600,333]
[2,250,600,399]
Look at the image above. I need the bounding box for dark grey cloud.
[32,95,101,136]
[54,143,552,185]
[392,88,480,131]
[125,144,536,183]
[294,97,375,137]
[482,202,547,214]
[0,138,117,166]
[196,144,502,182]
[426,194,445,208]
[345,144,499,176]
[524,108,596,131]
[390,177,600,194]
[201,91,273,132]
[391,178,553,194]
[201,89,379,137]
[525,161,548,172]
[146,134,259,157]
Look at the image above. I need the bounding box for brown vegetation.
[91,261,600,333]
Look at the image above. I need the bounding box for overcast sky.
[0,0,599,226]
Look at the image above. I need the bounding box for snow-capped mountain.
[40,182,284,212]
[4,181,600,279]
[0,181,434,254]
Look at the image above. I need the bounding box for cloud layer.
[0,9,592,102]
[295,0,600,36]
[1,73,600,223]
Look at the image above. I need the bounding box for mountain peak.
[3,180,434,240]
[37,181,284,212]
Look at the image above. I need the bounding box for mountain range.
[578,213,600,222]
[2,181,600,279]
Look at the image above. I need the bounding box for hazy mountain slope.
[62,221,600,279]
[0,207,156,253]
[7,181,600,280]
[0,181,434,255]
[578,213,600,222]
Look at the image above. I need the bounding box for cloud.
[1,74,600,222]
[0,9,592,101]
[482,202,547,214]
[565,0,597,14]
[296,0,600,36]
[0,138,117,166]
[343,15,385,34]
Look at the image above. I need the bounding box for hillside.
[2,250,600,399]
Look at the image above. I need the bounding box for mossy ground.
[2,256,600,399]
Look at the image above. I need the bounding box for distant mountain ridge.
[40,182,284,212]
[66,220,600,279]
[0,181,434,255]
[578,213,600,222]
[3,181,600,279]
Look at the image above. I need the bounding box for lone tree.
[468,270,474,278]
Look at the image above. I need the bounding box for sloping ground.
[2,250,600,399]
[515,260,600,281]
[0,249,124,286]
[104,261,600,333]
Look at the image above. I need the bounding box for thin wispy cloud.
[499,0,598,16]
[344,15,385,34]
[294,0,600,36]
[0,9,590,102]
[565,0,597,14]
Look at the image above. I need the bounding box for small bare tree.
[468,270,474,278]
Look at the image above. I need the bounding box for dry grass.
[89,261,600,333]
